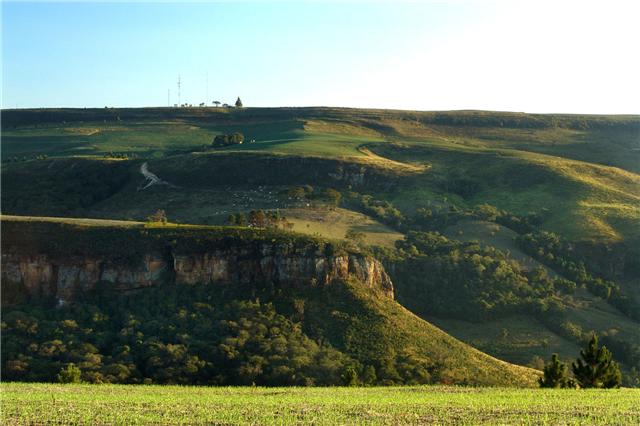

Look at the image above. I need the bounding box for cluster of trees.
[345,195,542,236]
[211,132,245,147]
[206,97,243,108]
[283,186,342,208]
[413,203,545,235]
[285,185,315,201]
[516,231,639,320]
[1,287,357,386]
[180,97,243,109]
[386,231,575,321]
[228,209,293,230]
[473,204,547,234]
[103,152,137,160]
[539,335,621,388]
[346,193,404,228]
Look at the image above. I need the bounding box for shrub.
[57,364,82,384]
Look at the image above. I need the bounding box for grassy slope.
[284,208,403,248]
[0,214,144,227]
[0,209,401,249]
[3,383,640,425]
[2,107,637,242]
[369,141,639,242]
[322,279,537,386]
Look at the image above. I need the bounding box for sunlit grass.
[2,383,639,425]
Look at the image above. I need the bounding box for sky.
[2,1,639,114]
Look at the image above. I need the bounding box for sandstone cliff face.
[1,243,394,304]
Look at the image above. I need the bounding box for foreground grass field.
[2,383,639,425]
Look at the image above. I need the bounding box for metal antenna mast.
[206,72,209,104]
[177,75,181,106]
[167,89,170,107]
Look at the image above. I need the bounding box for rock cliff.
[2,237,394,305]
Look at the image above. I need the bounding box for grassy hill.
[1,106,638,385]
[2,107,638,242]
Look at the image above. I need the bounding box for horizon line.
[2,105,640,117]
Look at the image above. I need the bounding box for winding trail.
[138,162,176,190]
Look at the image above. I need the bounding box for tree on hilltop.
[235,97,243,108]
[572,334,622,388]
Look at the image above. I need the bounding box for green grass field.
[2,383,639,425]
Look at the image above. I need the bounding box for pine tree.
[572,334,622,388]
[539,353,569,388]
[235,97,243,108]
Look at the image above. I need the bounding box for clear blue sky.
[2,1,639,113]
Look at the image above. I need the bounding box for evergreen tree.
[539,353,569,388]
[235,97,243,108]
[572,335,622,388]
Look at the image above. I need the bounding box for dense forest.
[3,282,367,386]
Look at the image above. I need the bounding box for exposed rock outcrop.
[2,242,394,305]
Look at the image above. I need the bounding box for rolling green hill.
[2,107,638,242]
[1,107,638,385]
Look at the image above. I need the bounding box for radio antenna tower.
[167,89,170,107]
[206,72,209,104]
[177,75,181,106]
